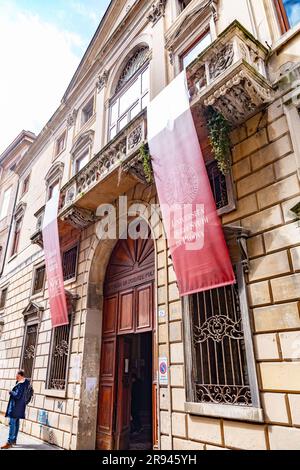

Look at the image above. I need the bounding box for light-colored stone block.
[253,302,300,332]
[267,116,288,142]
[160,388,169,411]
[260,362,300,391]
[262,393,289,424]
[264,223,300,253]
[160,435,172,449]
[271,274,300,302]
[248,281,271,306]
[172,412,187,438]
[247,235,265,258]
[251,134,293,171]
[291,246,300,271]
[160,411,171,435]
[237,165,275,199]
[187,416,222,445]
[173,438,205,450]
[169,321,182,343]
[249,251,290,282]
[170,365,184,387]
[232,157,251,181]
[171,388,186,412]
[268,425,300,450]
[242,205,283,235]
[158,324,168,344]
[288,394,300,426]
[279,331,300,359]
[169,301,182,321]
[274,154,296,179]
[170,342,184,364]
[223,421,267,450]
[254,333,280,360]
[232,129,268,162]
[257,175,300,210]
[223,194,258,224]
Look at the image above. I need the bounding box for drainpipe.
[0,180,19,277]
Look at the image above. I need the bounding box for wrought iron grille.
[21,324,38,379]
[48,323,70,390]
[206,160,229,210]
[191,282,252,406]
[0,288,8,309]
[33,266,45,295]
[62,245,78,281]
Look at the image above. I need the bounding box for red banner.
[42,191,69,327]
[147,72,235,296]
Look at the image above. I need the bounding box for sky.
[0,0,111,154]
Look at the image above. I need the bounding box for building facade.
[1,0,300,450]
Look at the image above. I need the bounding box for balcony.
[187,21,273,126]
[58,112,147,228]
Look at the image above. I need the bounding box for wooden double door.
[96,237,157,450]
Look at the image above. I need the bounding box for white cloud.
[0,2,83,154]
[69,1,99,24]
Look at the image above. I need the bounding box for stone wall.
[157,99,300,450]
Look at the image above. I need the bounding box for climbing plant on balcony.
[205,106,231,175]
[140,143,153,184]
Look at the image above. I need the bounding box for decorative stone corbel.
[67,109,78,128]
[147,0,167,25]
[96,70,109,93]
[60,206,96,229]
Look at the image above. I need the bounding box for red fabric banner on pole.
[147,71,235,296]
[42,191,69,328]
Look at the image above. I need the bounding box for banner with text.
[42,191,69,328]
[147,72,235,296]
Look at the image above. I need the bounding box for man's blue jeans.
[8,418,20,444]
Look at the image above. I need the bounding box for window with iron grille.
[190,279,252,406]
[21,324,38,379]
[184,230,260,414]
[0,287,8,309]
[32,265,45,295]
[62,245,78,281]
[47,321,71,390]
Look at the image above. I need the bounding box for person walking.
[1,370,31,449]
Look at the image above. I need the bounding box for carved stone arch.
[111,44,151,96]
[22,301,44,324]
[45,161,64,184]
[70,130,95,157]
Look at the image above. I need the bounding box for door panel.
[100,338,116,378]
[115,336,132,450]
[118,289,134,334]
[102,295,118,336]
[136,283,153,332]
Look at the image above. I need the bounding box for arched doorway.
[96,234,157,450]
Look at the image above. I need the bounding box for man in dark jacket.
[1,370,30,449]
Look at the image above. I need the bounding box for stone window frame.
[21,173,31,197]
[9,202,26,260]
[45,162,64,203]
[0,284,9,312]
[273,0,300,33]
[45,291,78,398]
[30,261,46,300]
[165,0,218,74]
[205,158,236,216]
[80,93,96,130]
[182,225,264,423]
[20,301,44,381]
[282,83,300,182]
[70,130,94,177]
[53,129,67,161]
[62,241,80,285]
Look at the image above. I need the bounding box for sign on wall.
[159,357,168,385]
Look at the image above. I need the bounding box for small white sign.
[159,309,166,318]
[159,357,168,385]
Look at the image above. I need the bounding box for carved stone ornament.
[147,0,167,25]
[22,301,44,323]
[30,230,43,248]
[67,109,78,128]
[96,70,109,93]
[60,206,96,229]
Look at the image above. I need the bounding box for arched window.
[109,46,150,140]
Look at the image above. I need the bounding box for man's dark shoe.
[1,442,12,449]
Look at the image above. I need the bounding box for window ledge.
[272,23,300,53]
[8,254,18,263]
[44,389,67,399]
[75,113,96,140]
[184,402,264,423]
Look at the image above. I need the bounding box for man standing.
[1,370,30,449]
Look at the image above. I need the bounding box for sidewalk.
[0,424,59,450]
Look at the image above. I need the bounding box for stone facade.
[1,0,300,451]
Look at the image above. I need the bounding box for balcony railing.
[58,111,147,228]
[187,21,273,126]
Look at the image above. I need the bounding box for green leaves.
[205,106,231,175]
[140,143,153,184]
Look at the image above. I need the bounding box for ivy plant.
[205,106,231,175]
[140,143,153,184]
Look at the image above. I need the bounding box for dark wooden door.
[96,235,156,450]
[115,336,132,450]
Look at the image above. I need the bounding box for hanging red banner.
[147,72,235,296]
[42,191,69,327]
